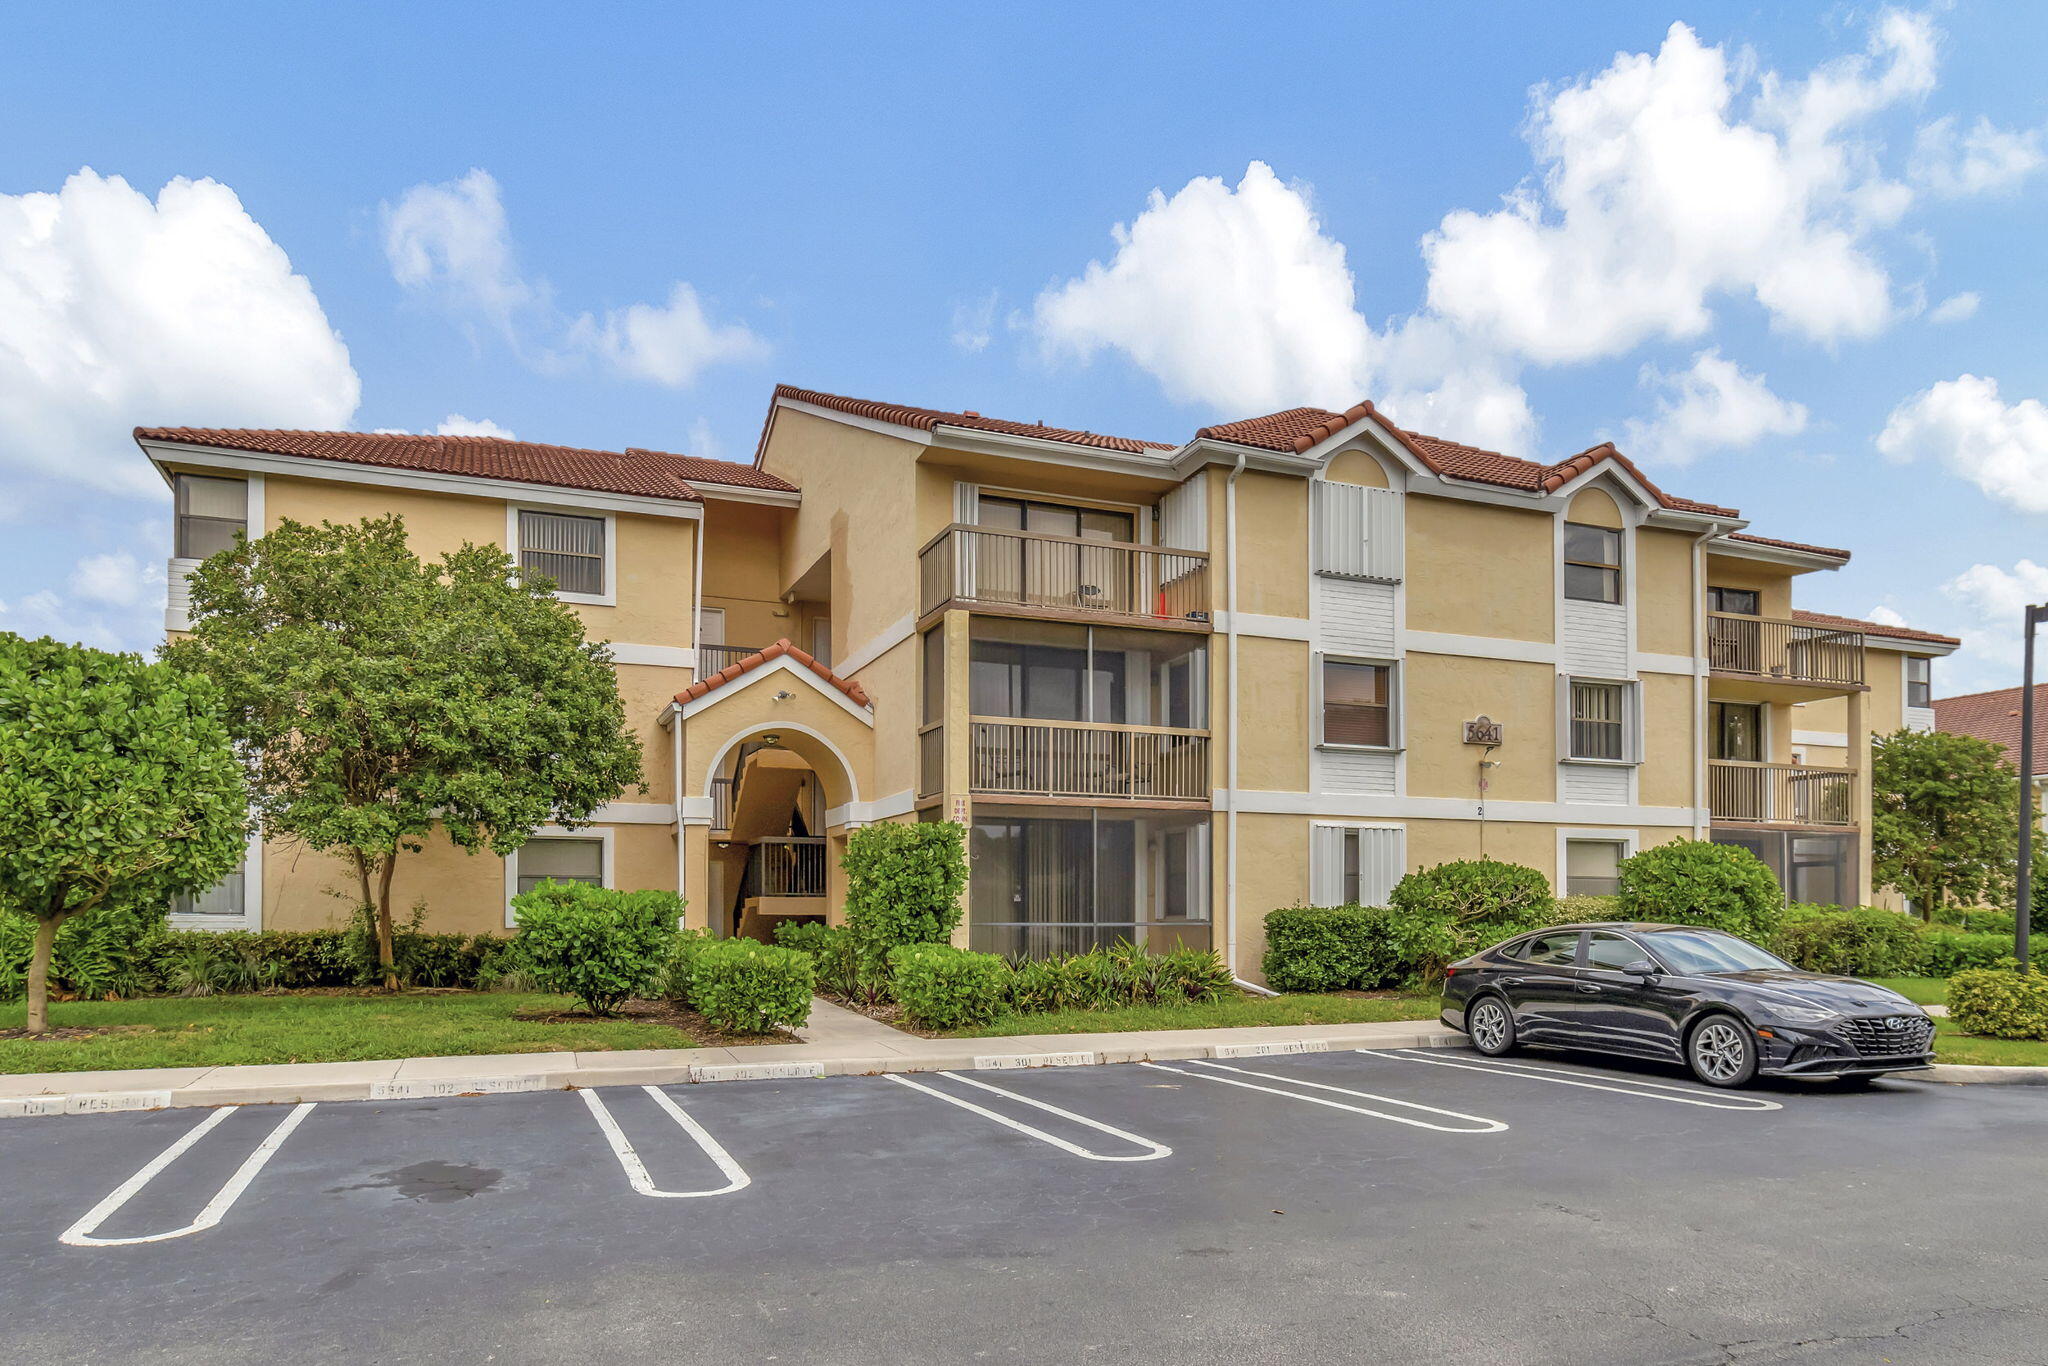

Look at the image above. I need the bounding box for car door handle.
[1576,984,1602,994]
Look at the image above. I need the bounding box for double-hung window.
[1905,656,1932,709]
[1568,680,1629,762]
[518,510,607,597]
[1563,522,1622,604]
[1321,659,1395,748]
[174,474,248,559]
[1708,586,1759,615]
[1565,840,1627,896]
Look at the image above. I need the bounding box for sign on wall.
[1462,716,1503,746]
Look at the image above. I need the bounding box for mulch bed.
[0,1025,149,1043]
[510,996,796,1048]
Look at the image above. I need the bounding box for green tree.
[1872,727,2021,920]
[166,515,644,986]
[842,821,968,970]
[0,634,246,1033]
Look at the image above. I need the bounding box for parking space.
[3,1050,2043,1364]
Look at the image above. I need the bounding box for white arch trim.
[679,654,874,726]
[695,721,864,809]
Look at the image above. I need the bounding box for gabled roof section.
[676,638,872,708]
[767,384,1175,457]
[137,428,707,503]
[1791,609,1959,647]
[1194,404,1738,517]
[1935,684,2048,771]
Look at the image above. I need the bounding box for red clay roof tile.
[769,385,1175,455]
[1726,532,1851,561]
[1934,684,2048,771]
[1789,609,1959,647]
[675,638,871,708]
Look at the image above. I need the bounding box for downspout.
[1223,454,1274,995]
[684,509,706,930]
[667,702,687,927]
[1688,526,1720,840]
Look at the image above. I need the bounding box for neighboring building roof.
[1790,609,1960,648]
[1934,684,2048,772]
[135,427,792,502]
[769,384,1176,455]
[1725,532,1851,562]
[675,638,872,708]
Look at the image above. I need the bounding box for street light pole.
[2018,604,2044,975]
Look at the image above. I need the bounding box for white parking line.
[883,1072,1172,1162]
[1141,1060,1508,1134]
[1365,1049,1784,1112]
[60,1103,316,1247]
[580,1087,751,1199]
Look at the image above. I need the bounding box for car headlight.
[1758,1002,1840,1026]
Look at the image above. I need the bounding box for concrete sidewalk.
[0,998,1466,1116]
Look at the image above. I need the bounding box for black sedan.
[1439,922,1935,1088]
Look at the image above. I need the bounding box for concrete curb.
[0,1026,1465,1116]
[1901,1063,2048,1086]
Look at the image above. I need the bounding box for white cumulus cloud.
[434,414,515,438]
[384,169,763,390]
[1911,115,2047,198]
[1621,349,1808,467]
[1940,560,2048,689]
[1865,604,1910,628]
[0,168,359,498]
[950,289,998,354]
[1877,374,2048,513]
[1927,291,1980,323]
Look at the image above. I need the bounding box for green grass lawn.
[0,992,698,1074]
[1867,977,1948,1005]
[948,991,1441,1038]
[1932,1022,2048,1067]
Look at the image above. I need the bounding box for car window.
[1520,931,1582,966]
[1641,929,1790,975]
[1584,932,1643,970]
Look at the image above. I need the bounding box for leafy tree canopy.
[1872,727,2021,919]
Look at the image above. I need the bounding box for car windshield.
[1642,929,1791,975]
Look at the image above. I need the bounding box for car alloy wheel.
[1468,997,1514,1055]
[1688,1017,1754,1088]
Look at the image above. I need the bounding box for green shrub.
[772,920,879,1004]
[510,883,681,1015]
[1769,905,1924,976]
[685,938,814,1033]
[1911,927,2017,977]
[1554,895,1622,923]
[1616,840,1783,940]
[659,927,713,1007]
[842,822,968,969]
[1263,907,1391,992]
[1947,968,2048,1040]
[889,942,1010,1029]
[1931,906,2018,934]
[1390,860,1554,936]
[772,920,836,956]
[0,905,166,1002]
[1007,956,1082,1013]
[1155,946,1233,1004]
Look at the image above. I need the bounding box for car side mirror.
[1622,959,1659,979]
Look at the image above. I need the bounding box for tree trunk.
[375,855,399,991]
[25,915,59,1036]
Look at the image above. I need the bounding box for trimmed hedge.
[843,822,968,970]
[1769,904,1925,977]
[889,943,1010,1030]
[1947,968,2048,1040]
[1263,906,1410,992]
[1616,840,1782,940]
[680,938,814,1034]
[510,883,682,1016]
[1911,927,2016,977]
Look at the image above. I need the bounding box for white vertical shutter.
[1313,483,1401,581]
[1158,476,1208,552]
[953,482,980,524]
[1309,824,1344,905]
[1364,487,1403,581]
[1357,826,1404,907]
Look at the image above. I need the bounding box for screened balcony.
[1706,613,1865,691]
[919,524,1210,628]
[1707,760,1856,828]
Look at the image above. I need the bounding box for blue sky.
[1,3,2043,692]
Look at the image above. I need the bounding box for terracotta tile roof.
[620,449,796,493]
[675,638,871,708]
[769,384,1175,455]
[1195,404,1739,517]
[1790,609,1960,647]
[137,427,706,502]
[1934,684,2048,771]
[1726,532,1851,561]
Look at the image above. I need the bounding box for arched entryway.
[698,724,862,941]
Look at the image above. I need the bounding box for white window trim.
[168,828,264,931]
[1556,828,1638,899]
[508,503,616,607]
[1314,653,1403,754]
[504,826,615,928]
[1559,675,1640,767]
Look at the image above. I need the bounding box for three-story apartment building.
[135,384,1954,979]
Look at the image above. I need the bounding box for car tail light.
[1443,967,1459,978]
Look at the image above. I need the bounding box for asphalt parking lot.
[2,1048,2042,1366]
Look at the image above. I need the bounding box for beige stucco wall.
[1237,634,1311,791]
[1233,471,1310,618]
[1639,671,1698,809]
[1703,555,1796,619]
[1405,655,1558,802]
[698,499,790,651]
[760,409,921,649]
[1636,528,1698,657]
[1566,486,1624,529]
[1406,498,1553,642]
[1324,447,1391,488]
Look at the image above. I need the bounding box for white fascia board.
[607,643,697,668]
[1707,537,1847,572]
[823,788,918,828]
[139,440,703,522]
[1863,635,1959,657]
[1545,462,1667,516]
[678,653,874,726]
[689,482,801,507]
[1171,438,1323,479]
[1225,788,1699,827]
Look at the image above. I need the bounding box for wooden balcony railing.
[1708,760,1856,828]
[1707,614,1864,688]
[919,524,1210,626]
[968,717,1210,802]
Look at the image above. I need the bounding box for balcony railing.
[1707,614,1864,688]
[1708,760,1856,828]
[968,718,1210,802]
[740,837,827,899]
[698,643,761,675]
[919,524,1210,626]
[709,776,737,832]
[918,725,944,798]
